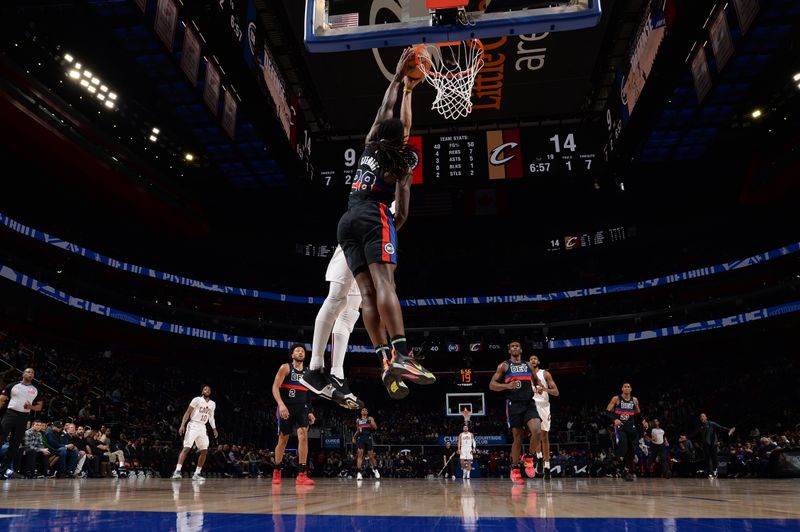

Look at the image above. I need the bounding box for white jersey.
[533,369,550,405]
[459,432,474,452]
[189,397,216,428]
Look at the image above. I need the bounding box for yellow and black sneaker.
[389,351,436,385]
[380,357,409,399]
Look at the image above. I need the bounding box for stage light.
[87,85,96,93]
[83,70,92,78]
[151,127,160,135]
[104,100,115,109]
[80,79,89,87]
[97,93,105,101]
[91,77,100,85]
[64,54,74,63]
[793,73,800,82]
[69,70,80,79]
[149,135,158,142]
[751,109,762,119]
[100,85,108,92]
[184,153,195,161]
[108,93,117,100]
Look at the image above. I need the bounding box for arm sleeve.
[208,404,217,429]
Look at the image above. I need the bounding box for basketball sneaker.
[510,467,524,485]
[522,455,536,479]
[171,471,182,480]
[543,467,551,482]
[356,472,363,481]
[191,473,205,482]
[299,369,334,401]
[381,368,409,399]
[296,472,315,486]
[327,375,364,410]
[388,350,436,385]
[373,469,380,479]
[272,469,282,485]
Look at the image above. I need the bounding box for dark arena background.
[1,0,799,530]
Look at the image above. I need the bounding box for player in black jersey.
[306,48,434,402]
[489,340,543,485]
[605,382,649,481]
[353,407,380,480]
[271,343,315,486]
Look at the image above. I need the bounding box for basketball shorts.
[535,403,551,432]
[337,201,397,276]
[356,436,374,452]
[183,421,209,451]
[506,400,541,429]
[325,246,359,295]
[460,449,473,460]
[277,403,309,436]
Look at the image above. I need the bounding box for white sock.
[544,461,550,469]
[466,470,470,479]
[537,452,543,459]
[310,284,349,371]
[195,467,202,475]
[175,464,182,472]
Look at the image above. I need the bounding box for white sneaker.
[357,472,363,481]
[192,473,205,481]
[171,472,182,480]
[373,469,380,479]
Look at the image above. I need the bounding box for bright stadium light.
[97,93,106,101]
[108,93,117,100]
[79,79,89,87]
[91,77,100,85]
[100,85,108,92]
[87,85,96,93]
[83,70,92,78]
[64,53,74,63]
[149,135,158,142]
[184,153,195,161]
[151,127,160,135]
[104,100,115,109]
[794,73,800,82]
[751,109,762,119]
[69,70,80,79]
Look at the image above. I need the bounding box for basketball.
[404,48,430,81]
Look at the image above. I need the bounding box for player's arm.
[400,72,422,140]
[178,404,194,435]
[271,364,290,419]
[634,397,648,429]
[606,395,621,426]
[488,362,512,392]
[369,416,377,430]
[393,172,412,230]
[544,370,559,397]
[208,406,218,439]
[365,48,412,143]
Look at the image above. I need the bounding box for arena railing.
[2,262,800,351]
[2,212,799,307]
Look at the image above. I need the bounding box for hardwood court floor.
[0,477,798,530]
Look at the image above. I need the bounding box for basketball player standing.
[489,340,543,484]
[353,407,380,480]
[529,355,559,481]
[458,424,475,479]
[172,385,217,481]
[271,344,316,486]
[606,382,648,481]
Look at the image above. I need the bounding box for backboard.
[305,0,603,52]
[445,392,486,417]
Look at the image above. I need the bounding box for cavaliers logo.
[384,242,395,255]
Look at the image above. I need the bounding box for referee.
[0,368,44,477]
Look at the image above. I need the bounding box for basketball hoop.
[461,408,472,426]
[414,40,484,120]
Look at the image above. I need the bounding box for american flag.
[329,13,359,29]
[411,191,454,217]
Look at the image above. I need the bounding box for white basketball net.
[461,409,472,425]
[417,40,484,120]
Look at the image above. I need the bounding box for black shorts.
[337,201,398,276]
[356,436,374,452]
[506,400,541,429]
[277,403,309,435]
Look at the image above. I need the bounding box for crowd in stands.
[0,331,797,480]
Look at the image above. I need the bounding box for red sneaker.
[295,472,315,486]
[272,469,282,485]
[510,467,524,484]
[522,455,536,478]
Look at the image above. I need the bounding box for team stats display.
[310,125,603,186]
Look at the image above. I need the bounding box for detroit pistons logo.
[384,242,395,255]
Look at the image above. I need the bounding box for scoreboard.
[311,125,603,187]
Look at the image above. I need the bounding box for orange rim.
[414,39,484,80]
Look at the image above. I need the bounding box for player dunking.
[489,340,543,484]
[353,407,380,480]
[605,382,648,481]
[529,355,559,481]
[335,47,435,391]
[271,344,315,486]
[457,425,475,479]
[171,385,217,481]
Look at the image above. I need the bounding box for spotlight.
[83,70,92,78]
[64,53,74,63]
[149,135,158,142]
[97,93,105,101]
[794,73,800,82]
[751,109,762,119]
[151,127,160,135]
[100,85,108,92]
[104,100,115,109]
[108,93,117,100]
[68,70,80,79]
[80,79,89,87]
[91,78,100,85]
[74,63,82,69]
[87,85,96,93]
[184,153,195,161]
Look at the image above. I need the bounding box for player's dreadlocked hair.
[368,118,418,179]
